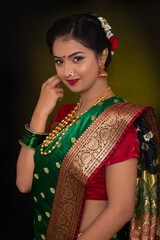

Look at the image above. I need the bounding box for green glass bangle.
[19,139,35,150]
[19,124,49,149]
[25,124,48,136]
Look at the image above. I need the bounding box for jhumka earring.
[98,63,108,78]
[98,49,108,78]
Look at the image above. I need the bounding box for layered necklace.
[40,87,111,155]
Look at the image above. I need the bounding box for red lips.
[66,79,80,85]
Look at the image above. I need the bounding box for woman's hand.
[29,75,64,133]
[16,75,64,193]
[34,75,64,118]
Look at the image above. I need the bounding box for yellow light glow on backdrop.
[18,1,160,125]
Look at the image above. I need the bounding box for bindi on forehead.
[62,55,65,59]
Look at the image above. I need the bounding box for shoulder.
[104,123,140,167]
[56,103,77,119]
[105,101,151,124]
[48,103,77,130]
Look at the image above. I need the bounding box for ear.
[98,48,109,65]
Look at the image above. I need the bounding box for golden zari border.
[130,171,157,240]
[46,102,157,240]
[130,108,160,240]
[130,213,156,240]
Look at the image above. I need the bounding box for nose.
[64,62,74,78]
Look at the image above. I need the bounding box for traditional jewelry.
[19,124,48,150]
[98,16,118,55]
[40,87,111,155]
[69,70,75,77]
[98,49,108,78]
[98,62,108,78]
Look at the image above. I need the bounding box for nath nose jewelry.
[69,70,75,77]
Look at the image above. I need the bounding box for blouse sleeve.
[48,103,76,131]
[104,124,140,167]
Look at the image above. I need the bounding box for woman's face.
[52,37,102,93]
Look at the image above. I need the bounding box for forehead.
[52,37,93,56]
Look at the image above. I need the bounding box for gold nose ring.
[69,70,74,77]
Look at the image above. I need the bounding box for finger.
[55,88,64,93]
[46,78,62,88]
[47,74,62,83]
[47,75,58,82]
[57,93,64,102]
[55,92,64,101]
[57,83,61,88]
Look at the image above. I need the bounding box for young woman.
[16,13,160,240]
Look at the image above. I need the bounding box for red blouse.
[49,104,140,201]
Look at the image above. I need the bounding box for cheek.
[79,60,99,76]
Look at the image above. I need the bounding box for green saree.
[32,96,160,240]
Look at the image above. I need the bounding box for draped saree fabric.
[32,97,160,240]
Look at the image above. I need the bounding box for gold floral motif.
[38,215,42,221]
[50,188,55,194]
[46,102,160,240]
[45,212,50,218]
[87,136,99,150]
[91,115,96,121]
[34,173,39,179]
[76,120,81,124]
[143,131,153,142]
[41,234,45,240]
[33,197,37,202]
[55,162,60,168]
[40,192,45,198]
[44,168,49,173]
[71,137,76,143]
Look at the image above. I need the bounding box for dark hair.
[46,13,112,68]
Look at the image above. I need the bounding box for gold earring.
[98,63,108,78]
[102,49,106,56]
[98,49,108,78]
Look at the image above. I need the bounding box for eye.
[73,56,85,62]
[54,59,63,65]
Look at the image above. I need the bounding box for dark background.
[1,0,160,239]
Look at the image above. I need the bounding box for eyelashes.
[54,56,85,66]
[73,56,85,62]
[54,59,63,65]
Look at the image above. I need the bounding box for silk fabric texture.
[32,96,160,240]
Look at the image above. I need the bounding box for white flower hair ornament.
[98,16,118,55]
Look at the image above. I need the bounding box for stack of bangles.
[19,124,49,150]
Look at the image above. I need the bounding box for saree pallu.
[32,97,160,240]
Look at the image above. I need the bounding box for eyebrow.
[53,51,86,59]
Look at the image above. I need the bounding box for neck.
[77,78,115,114]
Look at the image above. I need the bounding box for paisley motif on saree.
[46,102,160,240]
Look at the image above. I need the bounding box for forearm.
[16,147,35,192]
[16,75,63,193]
[16,112,49,193]
[78,205,133,240]
[29,106,49,132]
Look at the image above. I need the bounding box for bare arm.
[16,76,64,193]
[78,158,138,240]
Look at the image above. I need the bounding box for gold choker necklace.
[40,87,111,155]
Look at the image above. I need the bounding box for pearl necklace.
[40,87,111,155]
